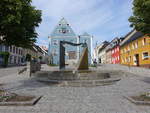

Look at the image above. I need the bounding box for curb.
[124,96,150,105]
[0,96,42,106]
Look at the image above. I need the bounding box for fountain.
[33,41,121,87]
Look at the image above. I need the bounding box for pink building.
[111,46,120,64]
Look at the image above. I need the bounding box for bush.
[0,52,10,67]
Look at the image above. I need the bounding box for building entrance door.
[135,54,139,66]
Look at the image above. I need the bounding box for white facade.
[98,49,107,64]
[0,45,24,65]
[93,41,109,64]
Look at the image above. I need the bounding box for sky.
[32,0,133,48]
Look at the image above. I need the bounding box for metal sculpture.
[59,41,87,70]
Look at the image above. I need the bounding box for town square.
[0,0,150,113]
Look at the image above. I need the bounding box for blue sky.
[32,0,133,48]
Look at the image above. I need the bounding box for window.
[66,30,69,33]
[16,48,18,54]
[5,46,9,52]
[59,30,62,33]
[0,45,2,51]
[9,46,12,52]
[135,42,138,48]
[142,52,149,60]
[9,55,13,64]
[14,56,17,63]
[127,46,130,51]
[62,28,67,34]
[13,46,15,53]
[53,40,58,45]
[132,44,134,49]
[112,50,114,54]
[142,38,146,45]
[84,39,87,43]
[125,57,127,62]
[128,56,131,62]
[122,58,124,63]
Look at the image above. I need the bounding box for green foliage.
[26,54,31,61]
[0,52,10,67]
[0,0,42,48]
[39,56,42,60]
[129,0,150,35]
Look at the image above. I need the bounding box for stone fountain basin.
[33,70,122,87]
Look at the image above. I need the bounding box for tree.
[0,0,42,48]
[39,56,42,60]
[129,0,150,35]
[26,53,31,61]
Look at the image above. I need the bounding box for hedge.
[0,52,10,67]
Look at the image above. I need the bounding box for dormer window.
[59,24,61,26]
[67,24,69,26]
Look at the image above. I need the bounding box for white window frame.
[142,38,146,46]
[142,52,149,60]
[132,44,134,49]
[135,42,138,48]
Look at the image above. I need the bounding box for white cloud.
[32,0,133,46]
[36,39,49,48]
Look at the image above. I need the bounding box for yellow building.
[120,30,150,68]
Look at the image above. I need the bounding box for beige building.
[23,45,50,64]
[93,41,109,64]
[0,44,50,66]
[106,49,111,64]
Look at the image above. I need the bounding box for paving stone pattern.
[0,64,149,113]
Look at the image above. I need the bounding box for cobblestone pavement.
[0,64,149,113]
[96,64,150,77]
[0,66,26,77]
